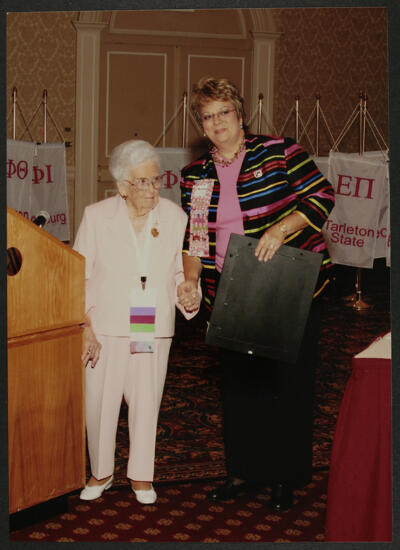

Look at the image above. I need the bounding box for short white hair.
[109,139,160,181]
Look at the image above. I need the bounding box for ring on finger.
[269,243,275,250]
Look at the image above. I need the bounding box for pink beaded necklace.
[211,137,245,167]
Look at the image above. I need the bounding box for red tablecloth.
[325,333,392,542]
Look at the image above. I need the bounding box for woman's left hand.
[255,225,285,262]
[177,280,201,312]
[82,325,102,368]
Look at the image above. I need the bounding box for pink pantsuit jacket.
[73,194,196,337]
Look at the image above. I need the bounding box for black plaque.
[205,234,323,364]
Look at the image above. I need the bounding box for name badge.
[129,286,157,353]
[189,179,214,257]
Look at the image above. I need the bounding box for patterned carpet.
[10,472,330,542]
[108,261,391,486]
[9,261,391,542]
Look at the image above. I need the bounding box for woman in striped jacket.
[179,77,335,511]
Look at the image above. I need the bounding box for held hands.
[82,325,101,368]
[177,279,201,313]
[255,225,285,262]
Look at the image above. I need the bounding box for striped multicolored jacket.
[181,133,335,312]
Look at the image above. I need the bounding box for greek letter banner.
[312,156,329,181]
[321,152,389,268]
[6,139,35,218]
[31,143,70,241]
[157,147,202,206]
[7,140,70,241]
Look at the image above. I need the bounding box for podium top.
[7,207,85,338]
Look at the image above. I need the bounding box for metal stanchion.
[295,95,300,142]
[43,89,47,143]
[182,91,187,148]
[315,92,320,157]
[352,267,373,311]
[342,92,372,312]
[12,87,17,139]
[257,93,263,134]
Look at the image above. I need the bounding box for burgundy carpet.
[10,472,329,542]
[9,261,391,541]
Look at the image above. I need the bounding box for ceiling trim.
[108,9,248,40]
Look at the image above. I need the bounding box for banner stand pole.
[298,92,334,154]
[12,88,17,139]
[315,92,320,157]
[344,91,373,311]
[153,91,203,148]
[43,89,47,144]
[182,92,187,148]
[257,93,263,134]
[352,267,373,311]
[295,95,299,142]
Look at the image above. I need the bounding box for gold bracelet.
[183,251,201,263]
[278,221,288,237]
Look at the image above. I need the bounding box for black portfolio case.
[205,233,323,364]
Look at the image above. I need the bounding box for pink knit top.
[215,149,246,272]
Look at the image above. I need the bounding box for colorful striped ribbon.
[130,306,156,353]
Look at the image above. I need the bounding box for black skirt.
[218,295,324,488]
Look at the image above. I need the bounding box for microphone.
[33,210,50,227]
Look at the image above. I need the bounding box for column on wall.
[72,17,107,237]
[250,31,281,134]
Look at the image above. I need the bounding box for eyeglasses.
[201,108,236,124]
[124,175,162,190]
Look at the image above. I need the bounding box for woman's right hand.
[82,325,101,368]
[177,279,200,313]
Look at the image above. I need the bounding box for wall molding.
[250,32,280,132]
[72,19,107,237]
[109,9,248,40]
[105,51,168,156]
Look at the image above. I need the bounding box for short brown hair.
[191,77,246,127]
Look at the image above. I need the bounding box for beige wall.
[272,7,388,154]
[6,8,389,238]
[6,11,76,153]
[7,11,77,230]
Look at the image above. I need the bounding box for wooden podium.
[7,207,86,514]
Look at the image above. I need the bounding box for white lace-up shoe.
[132,484,157,504]
[80,475,114,500]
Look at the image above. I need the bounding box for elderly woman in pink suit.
[73,140,200,504]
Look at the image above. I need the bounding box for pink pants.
[85,335,172,481]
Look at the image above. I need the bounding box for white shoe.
[80,475,114,500]
[132,484,157,504]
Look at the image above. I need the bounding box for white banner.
[157,147,202,206]
[312,156,330,180]
[31,143,70,241]
[6,139,35,218]
[333,151,390,263]
[6,140,70,241]
[322,152,389,268]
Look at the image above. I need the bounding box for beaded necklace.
[211,137,245,167]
